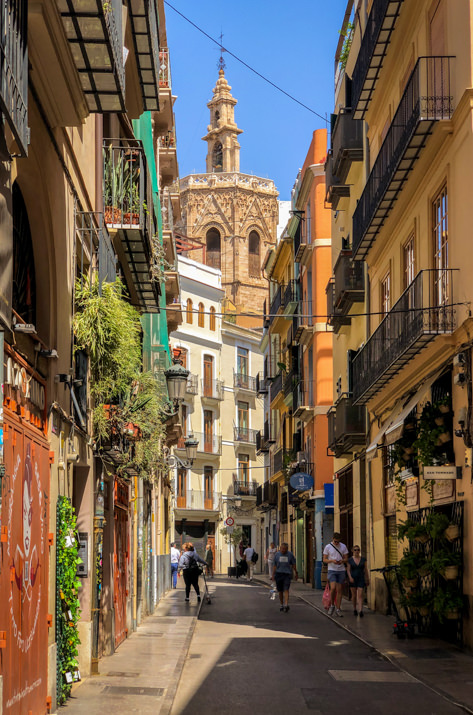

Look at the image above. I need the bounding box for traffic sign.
[225,516,235,526]
[226,525,234,534]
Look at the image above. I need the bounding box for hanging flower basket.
[441,565,459,581]
[444,524,460,542]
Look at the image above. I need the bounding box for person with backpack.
[323,532,349,617]
[272,543,298,612]
[178,542,207,602]
[243,544,257,581]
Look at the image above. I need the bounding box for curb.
[254,577,473,715]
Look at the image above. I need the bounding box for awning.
[366,370,443,460]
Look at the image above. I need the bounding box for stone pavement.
[255,575,473,714]
[60,580,203,715]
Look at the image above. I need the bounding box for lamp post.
[164,351,190,405]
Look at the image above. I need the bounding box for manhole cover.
[188,654,202,659]
[106,672,141,678]
[102,686,164,696]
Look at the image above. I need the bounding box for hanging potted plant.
[426,512,450,540]
[444,523,461,542]
[437,395,451,414]
[433,586,463,622]
[430,550,461,581]
[399,549,423,587]
[402,589,432,617]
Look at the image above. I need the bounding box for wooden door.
[203,355,213,396]
[204,468,213,509]
[114,506,128,648]
[177,469,187,508]
[204,410,213,452]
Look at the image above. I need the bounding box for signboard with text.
[423,466,457,480]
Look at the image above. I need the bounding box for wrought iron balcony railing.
[186,374,199,395]
[234,480,258,497]
[333,250,365,312]
[234,373,257,392]
[201,378,224,401]
[234,426,258,445]
[128,0,160,111]
[175,490,221,511]
[328,396,366,457]
[352,0,405,118]
[293,380,315,418]
[353,56,454,259]
[256,419,276,454]
[256,481,278,508]
[1,0,28,156]
[177,431,222,456]
[325,152,349,210]
[294,300,314,344]
[352,269,456,404]
[326,279,350,333]
[293,215,306,262]
[272,447,285,476]
[331,111,364,181]
[158,127,177,150]
[283,280,300,313]
[76,211,117,289]
[270,371,283,404]
[256,372,268,395]
[269,285,284,323]
[159,48,172,90]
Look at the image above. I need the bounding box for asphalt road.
[171,579,462,715]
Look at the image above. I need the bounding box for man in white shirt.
[323,532,348,617]
[171,542,181,589]
[243,545,255,581]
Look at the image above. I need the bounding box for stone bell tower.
[203,69,243,173]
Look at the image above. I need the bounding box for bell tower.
[203,67,243,173]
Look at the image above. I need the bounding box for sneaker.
[336,609,343,617]
[284,606,290,613]
[359,610,364,618]
[280,606,285,612]
[197,596,201,602]
[185,597,190,602]
[353,609,358,616]
[328,605,335,616]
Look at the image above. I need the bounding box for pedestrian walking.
[323,532,348,617]
[178,542,207,602]
[205,542,214,578]
[243,544,255,581]
[170,542,180,589]
[265,542,277,579]
[272,543,298,612]
[347,545,370,617]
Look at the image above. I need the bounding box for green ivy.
[56,497,82,704]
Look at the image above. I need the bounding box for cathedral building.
[177,67,279,327]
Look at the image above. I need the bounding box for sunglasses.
[353,548,360,551]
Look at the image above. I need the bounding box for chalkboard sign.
[77,532,88,578]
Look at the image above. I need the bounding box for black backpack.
[251,551,258,563]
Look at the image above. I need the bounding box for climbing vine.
[56,497,82,704]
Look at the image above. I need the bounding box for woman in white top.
[266,542,277,578]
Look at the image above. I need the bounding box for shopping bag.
[322,582,331,610]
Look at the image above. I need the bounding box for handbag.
[322,582,331,609]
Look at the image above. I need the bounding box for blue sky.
[164,1,349,200]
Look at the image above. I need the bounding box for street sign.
[290,472,314,491]
[225,516,235,526]
[226,525,234,534]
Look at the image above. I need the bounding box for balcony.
[127,0,160,111]
[352,269,456,404]
[175,490,221,512]
[328,396,366,457]
[233,426,258,445]
[233,480,258,497]
[331,111,364,181]
[76,211,117,288]
[284,369,298,407]
[234,373,257,392]
[333,250,365,312]
[293,215,306,263]
[186,374,199,396]
[325,152,349,210]
[59,0,125,115]
[256,420,275,453]
[269,285,284,324]
[283,280,300,315]
[256,481,278,508]
[103,139,159,312]
[293,381,315,421]
[272,447,286,476]
[327,279,350,333]
[256,372,268,395]
[270,371,283,404]
[155,47,174,133]
[158,125,178,186]
[353,56,454,260]
[294,300,314,346]
[0,0,28,155]
[176,432,222,456]
[201,378,224,401]
[352,0,405,119]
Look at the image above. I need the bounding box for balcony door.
[238,401,249,440]
[237,346,249,378]
[204,410,213,452]
[204,467,213,509]
[177,468,186,508]
[238,454,249,488]
[203,355,213,397]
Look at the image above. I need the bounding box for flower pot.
[441,565,459,581]
[419,606,429,617]
[434,416,445,426]
[406,577,418,588]
[123,212,140,226]
[403,446,415,455]
[436,431,451,445]
[418,563,431,577]
[414,534,430,544]
[444,524,460,542]
[445,609,459,620]
[104,206,122,224]
[438,404,451,414]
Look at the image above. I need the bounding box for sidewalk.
[61,583,202,715]
[256,575,473,714]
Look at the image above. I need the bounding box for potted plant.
[433,586,463,622]
[444,523,460,542]
[436,395,451,414]
[430,550,461,580]
[402,589,432,617]
[399,549,423,586]
[426,512,450,540]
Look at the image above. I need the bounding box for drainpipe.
[95,115,103,214]
[133,476,138,630]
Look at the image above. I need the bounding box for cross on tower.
[217,31,226,71]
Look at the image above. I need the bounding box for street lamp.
[164,351,190,404]
[184,434,198,465]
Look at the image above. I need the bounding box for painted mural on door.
[1,419,50,714]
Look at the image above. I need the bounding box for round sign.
[225,516,235,526]
[289,472,314,491]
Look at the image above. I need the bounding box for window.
[237,346,249,376]
[203,355,214,396]
[204,410,213,452]
[432,184,448,306]
[381,272,391,316]
[248,230,260,277]
[238,454,249,483]
[13,183,36,325]
[206,228,221,269]
[238,401,249,437]
[403,235,415,289]
[186,298,193,323]
[209,306,216,331]
[177,469,187,508]
[204,467,214,509]
[198,302,205,327]
[212,141,223,171]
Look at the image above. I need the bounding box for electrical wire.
[164,1,328,123]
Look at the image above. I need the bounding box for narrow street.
[172,579,462,715]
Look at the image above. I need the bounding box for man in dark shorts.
[272,543,298,612]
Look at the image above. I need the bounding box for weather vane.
[217,31,226,71]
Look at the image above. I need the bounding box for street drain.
[102,686,164,696]
[135,633,163,637]
[106,672,141,678]
[188,654,202,659]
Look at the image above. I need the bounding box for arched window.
[206,228,221,269]
[214,110,220,127]
[186,298,193,323]
[212,141,223,172]
[248,230,260,278]
[209,306,216,331]
[198,302,205,327]
[12,182,36,325]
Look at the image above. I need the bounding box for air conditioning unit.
[297,451,308,465]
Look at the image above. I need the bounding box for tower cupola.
[203,69,243,173]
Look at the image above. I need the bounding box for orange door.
[204,468,213,509]
[113,507,128,648]
[203,356,213,396]
[204,410,213,452]
[177,469,187,508]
